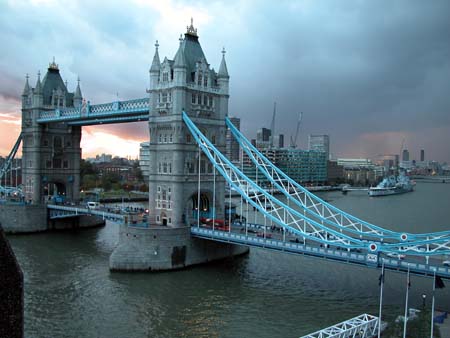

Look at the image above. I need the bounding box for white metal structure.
[300,313,379,338]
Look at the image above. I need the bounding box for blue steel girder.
[183,112,450,256]
[225,117,450,243]
[36,98,149,125]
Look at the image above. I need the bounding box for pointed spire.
[150,40,161,73]
[22,74,30,96]
[74,76,82,99]
[49,56,59,70]
[218,47,229,78]
[186,17,198,37]
[174,37,186,68]
[35,70,42,94]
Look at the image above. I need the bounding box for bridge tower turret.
[21,60,82,204]
[73,77,83,108]
[146,19,230,228]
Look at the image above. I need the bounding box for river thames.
[8,182,450,337]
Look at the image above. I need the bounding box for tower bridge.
[1,21,450,278]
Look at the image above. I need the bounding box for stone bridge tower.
[21,60,82,204]
[147,20,230,227]
[110,21,247,271]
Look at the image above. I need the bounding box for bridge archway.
[42,180,66,203]
[185,191,213,225]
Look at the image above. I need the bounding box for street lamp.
[422,294,426,309]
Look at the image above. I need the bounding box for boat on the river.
[368,173,415,197]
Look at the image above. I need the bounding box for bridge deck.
[190,226,450,279]
[47,205,125,222]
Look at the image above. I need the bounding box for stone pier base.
[0,204,105,233]
[109,224,249,271]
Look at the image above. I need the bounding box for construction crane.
[290,112,303,148]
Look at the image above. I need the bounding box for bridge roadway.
[190,222,450,279]
[47,205,125,222]
[47,204,450,279]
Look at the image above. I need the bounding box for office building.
[308,134,330,160]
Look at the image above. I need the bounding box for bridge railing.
[191,226,450,278]
[300,313,380,338]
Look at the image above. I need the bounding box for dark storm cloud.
[223,1,450,160]
[0,0,449,161]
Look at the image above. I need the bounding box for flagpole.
[403,266,410,338]
[377,260,385,338]
[430,272,436,338]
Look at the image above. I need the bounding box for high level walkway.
[36,98,149,125]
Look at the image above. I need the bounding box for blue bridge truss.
[182,111,450,279]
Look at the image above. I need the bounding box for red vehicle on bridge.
[200,217,230,231]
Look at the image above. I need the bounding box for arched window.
[197,73,202,86]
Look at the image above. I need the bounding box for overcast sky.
[1,0,449,162]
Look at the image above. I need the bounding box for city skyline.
[1,0,450,162]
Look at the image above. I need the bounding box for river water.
[8,182,450,337]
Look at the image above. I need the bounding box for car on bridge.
[86,201,100,209]
[443,260,450,267]
[387,252,406,260]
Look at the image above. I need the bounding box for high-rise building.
[243,148,327,184]
[139,142,150,183]
[308,134,330,160]
[402,149,410,161]
[273,134,284,148]
[256,127,271,149]
[226,117,240,163]
[420,149,425,162]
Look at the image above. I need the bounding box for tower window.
[54,136,62,149]
[162,72,168,82]
[204,77,208,87]
[209,96,213,107]
[192,94,196,104]
[53,159,62,168]
[197,74,202,86]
